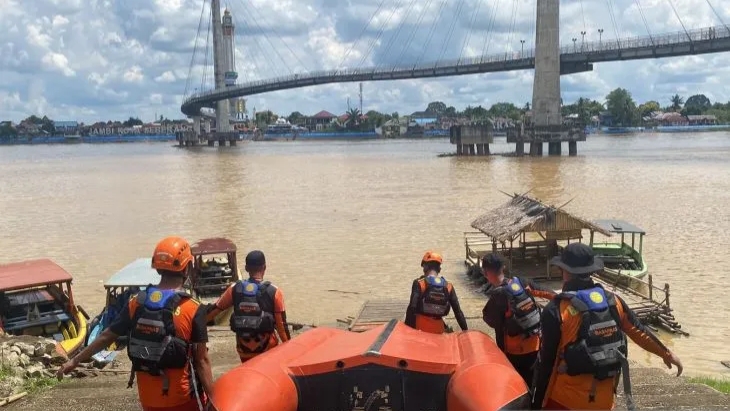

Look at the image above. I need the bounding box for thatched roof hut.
[471,193,611,242]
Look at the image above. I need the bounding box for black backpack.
[126,287,191,395]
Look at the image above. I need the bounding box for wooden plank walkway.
[348,299,407,333]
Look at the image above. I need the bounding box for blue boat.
[87,258,186,365]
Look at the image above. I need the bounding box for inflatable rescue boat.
[209,319,529,411]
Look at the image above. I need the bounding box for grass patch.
[23,376,58,394]
[689,376,730,394]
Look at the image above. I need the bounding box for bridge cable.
[633,0,655,45]
[414,0,450,67]
[480,0,502,62]
[336,0,388,71]
[184,0,209,98]
[233,0,294,75]
[505,0,520,54]
[356,0,405,70]
[705,0,729,32]
[458,0,484,64]
[227,7,266,83]
[230,8,284,79]
[242,0,311,73]
[228,8,272,79]
[201,3,213,92]
[665,0,692,42]
[393,0,435,70]
[375,0,420,69]
[603,0,622,48]
[436,0,468,66]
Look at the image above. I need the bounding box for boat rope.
[188,355,205,411]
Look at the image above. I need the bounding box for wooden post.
[648,274,653,301]
[664,283,670,309]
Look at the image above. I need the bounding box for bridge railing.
[183,25,729,105]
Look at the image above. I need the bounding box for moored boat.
[589,219,648,281]
[209,319,529,411]
[86,257,193,365]
[190,238,242,325]
[0,259,88,357]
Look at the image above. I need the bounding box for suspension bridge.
[178,0,730,155]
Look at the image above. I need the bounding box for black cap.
[550,243,604,276]
[245,250,266,268]
[482,253,505,271]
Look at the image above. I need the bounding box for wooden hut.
[464,193,611,278]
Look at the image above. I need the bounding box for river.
[0,131,728,376]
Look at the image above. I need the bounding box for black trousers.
[506,351,538,387]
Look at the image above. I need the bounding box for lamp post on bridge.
[598,29,604,47]
[572,38,577,52]
[520,39,525,56]
[581,31,586,50]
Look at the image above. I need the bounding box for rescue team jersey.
[482,276,555,355]
[109,293,208,409]
[532,279,672,410]
[404,276,469,333]
[212,280,290,345]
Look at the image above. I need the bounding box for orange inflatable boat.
[209,319,529,411]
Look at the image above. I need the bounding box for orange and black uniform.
[209,278,290,362]
[405,275,468,334]
[109,291,208,411]
[482,276,555,385]
[532,277,674,410]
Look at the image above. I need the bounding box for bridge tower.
[210,0,234,144]
[523,0,584,156]
[222,10,239,119]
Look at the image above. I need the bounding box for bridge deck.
[348,299,407,333]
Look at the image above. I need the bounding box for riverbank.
[2,317,728,410]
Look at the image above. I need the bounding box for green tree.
[605,88,639,126]
[488,102,521,120]
[426,101,447,115]
[287,111,305,125]
[682,94,711,116]
[670,94,684,112]
[638,101,661,117]
[444,106,457,117]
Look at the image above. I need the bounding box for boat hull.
[591,243,648,280]
[209,319,529,411]
[57,308,88,357]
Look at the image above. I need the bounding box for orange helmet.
[421,251,443,266]
[151,236,193,272]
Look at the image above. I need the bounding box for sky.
[0,0,729,123]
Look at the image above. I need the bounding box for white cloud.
[0,0,728,123]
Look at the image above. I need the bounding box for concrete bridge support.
[450,124,493,156]
[548,142,562,155]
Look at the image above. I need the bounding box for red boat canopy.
[191,238,237,255]
[0,259,73,292]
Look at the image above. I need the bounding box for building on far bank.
[53,121,79,134]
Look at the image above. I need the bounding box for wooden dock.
[346,299,407,333]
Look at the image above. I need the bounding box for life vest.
[229,279,276,337]
[126,287,191,395]
[558,287,628,380]
[503,277,542,337]
[416,275,451,317]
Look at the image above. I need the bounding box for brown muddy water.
[0,132,728,376]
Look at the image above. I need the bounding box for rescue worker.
[404,251,469,334]
[481,253,557,386]
[56,236,214,411]
[532,243,683,410]
[206,250,290,362]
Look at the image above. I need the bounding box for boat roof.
[191,238,237,255]
[0,259,73,292]
[592,219,646,235]
[104,258,159,288]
